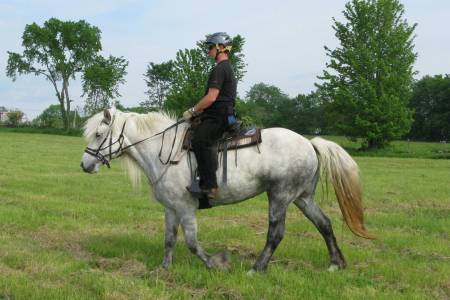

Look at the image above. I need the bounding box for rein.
[84,118,186,168]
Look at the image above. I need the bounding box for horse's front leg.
[179,213,213,268]
[162,208,180,268]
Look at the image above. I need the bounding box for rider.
[183,32,237,201]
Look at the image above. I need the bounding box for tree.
[244,83,291,128]
[141,61,174,111]
[409,75,450,141]
[33,104,62,128]
[291,92,327,134]
[82,55,128,115]
[6,110,24,127]
[6,18,102,130]
[148,34,246,115]
[316,0,417,148]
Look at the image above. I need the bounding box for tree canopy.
[6,110,24,127]
[317,0,417,148]
[82,55,128,115]
[409,75,450,141]
[240,83,325,134]
[140,61,174,111]
[6,18,102,129]
[6,18,127,128]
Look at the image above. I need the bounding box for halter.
[83,118,185,168]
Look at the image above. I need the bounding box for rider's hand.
[183,107,197,121]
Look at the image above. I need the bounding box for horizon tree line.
[5,0,448,145]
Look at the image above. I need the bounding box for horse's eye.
[96,133,101,138]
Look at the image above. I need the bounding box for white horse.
[80,106,374,272]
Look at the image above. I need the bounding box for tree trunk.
[367,138,386,149]
[64,79,71,130]
[368,139,378,149]
[58,88,68,130]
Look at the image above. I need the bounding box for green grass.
[0,132,449,299]
[318,135,450,159]
[0,126,82,137]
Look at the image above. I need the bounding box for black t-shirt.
[204,60,237,113]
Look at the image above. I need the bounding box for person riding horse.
[183,32,237,201]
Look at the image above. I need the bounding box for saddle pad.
[182,128,262,152]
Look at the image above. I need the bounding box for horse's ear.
[110,105,117,116]
[103,109,112,124]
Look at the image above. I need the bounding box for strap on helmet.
[213,44,232,59]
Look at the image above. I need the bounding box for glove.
[183,107,197,120]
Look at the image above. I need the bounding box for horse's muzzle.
[80,161,96,173]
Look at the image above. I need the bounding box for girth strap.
[222,139,228,186]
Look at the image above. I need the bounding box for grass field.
[0,132,449,299]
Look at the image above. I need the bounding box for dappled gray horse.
[80,107,374,272]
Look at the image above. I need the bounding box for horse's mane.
[83,110,177,140]
[83,110,178,188]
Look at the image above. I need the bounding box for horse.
[80,106,374,273]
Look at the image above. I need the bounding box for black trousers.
[192,112,228,189]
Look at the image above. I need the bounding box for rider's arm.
[193,88,220,113]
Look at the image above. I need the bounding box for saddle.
[182,121,262,209]
[182,122,262,152]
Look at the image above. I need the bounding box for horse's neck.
[124,117,187,185]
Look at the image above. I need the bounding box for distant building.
[0,106,8,123]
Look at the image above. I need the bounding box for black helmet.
[206,32,232,52]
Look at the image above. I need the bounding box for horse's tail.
[310,137,375,239]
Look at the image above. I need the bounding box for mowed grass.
[0,132,449,299]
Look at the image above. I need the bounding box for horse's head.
[80,106,126,173]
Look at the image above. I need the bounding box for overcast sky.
[0,0,449,119]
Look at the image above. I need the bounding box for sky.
[0,0,449,120]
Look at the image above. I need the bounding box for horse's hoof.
[161,262,170,269]
[327,264,340,272]
[209,251,231,271]
[246,269,256,276]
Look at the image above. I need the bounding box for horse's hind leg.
[252,192,289,272]
[294,194,346,270]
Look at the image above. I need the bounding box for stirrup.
[185,186,212,209]
[186,185,203,198]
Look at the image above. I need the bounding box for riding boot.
[203,187,219,200]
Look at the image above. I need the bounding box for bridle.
[84,118,185,168]
[84,121,127,168]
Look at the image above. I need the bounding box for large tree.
[140,61,174,111]
[317,0,417,148]
[82,55,128,115]
[143,35,246,115]
[244,83,292,128]
[6,18,102,129]
[242,83,326,134]
[291,92,327,135]
[409,75,450,141]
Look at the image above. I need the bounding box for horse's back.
[255,127,318,182]
[260,127,316,159]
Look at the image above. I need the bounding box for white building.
[0,106,8,123]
